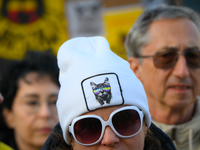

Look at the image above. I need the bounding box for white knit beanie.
[56,36,151,145]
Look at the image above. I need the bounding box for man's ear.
[128,57,142,81]
[3,108,15,129]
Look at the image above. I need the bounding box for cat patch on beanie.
[81,73,124,111]
[90,77,112,105]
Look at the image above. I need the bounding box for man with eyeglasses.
[125,5,200,150]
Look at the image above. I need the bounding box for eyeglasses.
[20,99,57,115]
[69,106,143,146]
[136,49,200,69]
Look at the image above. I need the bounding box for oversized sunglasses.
[69,106,144,146]
[136,49,200,69]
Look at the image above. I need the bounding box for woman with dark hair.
[0,51,60,150]
[41,37,176,150]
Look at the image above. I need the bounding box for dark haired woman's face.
[3,72,59,150]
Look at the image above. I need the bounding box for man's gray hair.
[125,5,200,59]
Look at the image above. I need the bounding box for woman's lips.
[37,128,53,133]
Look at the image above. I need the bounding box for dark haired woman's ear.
[3,108,15,128]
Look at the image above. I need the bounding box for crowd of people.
[0,4,200,150]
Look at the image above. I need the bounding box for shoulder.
[149,123,176,150]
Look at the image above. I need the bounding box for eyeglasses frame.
[135,49,200,69]
[69,106,144,146]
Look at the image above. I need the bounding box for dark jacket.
[149,122,177,150]
[41,122,176,150]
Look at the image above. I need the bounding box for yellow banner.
[0,0,68,60]
[104,5,143,60]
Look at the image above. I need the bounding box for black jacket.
[149,123,176,150]
[41,122,176,150]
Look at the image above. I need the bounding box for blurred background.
[0,0,199,76]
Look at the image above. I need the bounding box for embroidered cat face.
[90,77,112,105]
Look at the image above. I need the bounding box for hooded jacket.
[41,122,176,150]
[153,97,200,150]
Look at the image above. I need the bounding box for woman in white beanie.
[41,36,176,150]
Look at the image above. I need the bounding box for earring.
[145,130,148,137]
[145,126,148,137]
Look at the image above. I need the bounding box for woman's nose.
[37,102,51,118]
[101,126,120,146]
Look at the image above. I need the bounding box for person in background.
[0,51,60,150]
[125,5,200,150]
[41,36,176,150]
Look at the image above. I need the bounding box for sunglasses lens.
[186,51,200,68]
[74,117,102,144]
[154,51,177,69]
[112,109,141,136]
[103,86,111,92]
[93,88,100,94]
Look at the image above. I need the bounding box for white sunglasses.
[69,106,144,146]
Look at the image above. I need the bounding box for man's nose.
[101,127,119,146]
[172,55,189,78]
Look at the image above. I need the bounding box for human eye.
[161,51,175,57]
[48,99,57,105]
[48,98,58,113]
[48,95,58,106]
[155,50,176,62]
[25,100,39,106]
[187,50,200,58]
[21,99,39,113]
